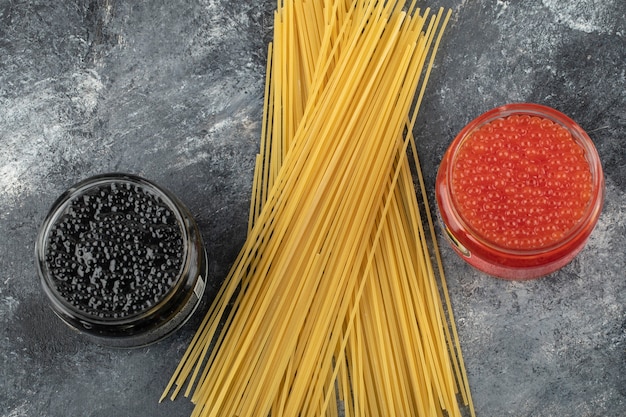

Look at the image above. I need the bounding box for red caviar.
[451,114,592,250]
[436,103,604,280]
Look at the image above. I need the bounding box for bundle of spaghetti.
[162,1,474,416]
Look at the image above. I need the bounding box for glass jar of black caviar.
[35,173,208,348]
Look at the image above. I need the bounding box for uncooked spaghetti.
[162,1,474,416]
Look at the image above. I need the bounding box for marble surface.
[1,1,624,416]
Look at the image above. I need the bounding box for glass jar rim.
[441,103,605,257]
[35,173,193,326]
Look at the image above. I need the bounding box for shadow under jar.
[35,173,208,347]
[436,103,605,280]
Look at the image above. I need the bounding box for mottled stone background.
[1,1,624,416]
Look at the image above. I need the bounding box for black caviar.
[36,174,208,347]
[45,182,184,319]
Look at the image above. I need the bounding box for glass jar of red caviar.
[436,103,604,280]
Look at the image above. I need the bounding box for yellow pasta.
[162,1,474,416]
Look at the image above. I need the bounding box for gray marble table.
[1,1,624,416]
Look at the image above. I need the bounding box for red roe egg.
[436,104,604,280]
